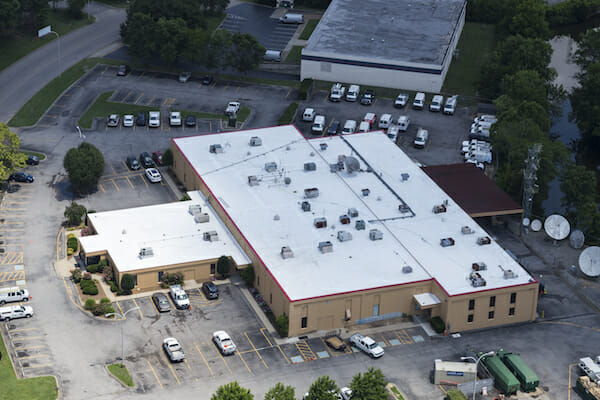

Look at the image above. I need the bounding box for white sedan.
[170,111,182,126]
[213,331,236,355]
[145,168,162,183]
[123,114,134,127]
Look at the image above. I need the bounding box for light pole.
[106,306,140,367]
[50,31,61,76]
[461,351,495,400]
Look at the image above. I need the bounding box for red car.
[152,151,163,166]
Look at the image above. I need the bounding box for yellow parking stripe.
[14,336,43,341]
[237,350,252,373]
[8,327,37,333]
[277,344,290,364]
[134,93,144,104]
[260,328,273,347]
[210,341,232,374]
[160,351,181,385]
[194,342,214,377]
[146,359,163,389]
[132,299,143,319]
[394,329,413,344]
[18,354,49,360]
[116,301,125,318]
[295,340,316,361]
[13,345,46,351]
[126,177,134,189]
[245,332,268,369]
[22,363,53,369]
[99,184,105,193]
[285,88,292,99]
[112,180,119,191]
[149,296,160,315]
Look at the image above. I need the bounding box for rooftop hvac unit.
[194,213,209,223]
[301,201,311,212]
[248,176,259,186]
[348,208,358,218]
[469,271,486,287]
[402,266,413,274]
[249,136,262,146]
[355,220,366,230]
[304,162,316,171]
[330,163,342,173]
[281,246,294,259]
[265,162,277,172]
[320,143,328,151]
[337,231,352,242]
[440,237,455,247]
[369,229,383,241]
[314,217,327,228]
[472,262,487,271]
[209,144,223,153]
[398,204,410,213]
[318,241,333,253]
[401,173,410,181]
[139,247,154,258]
[203,231,219,242]
[362,188,370,196]
[339,214,350,224]
[461,226,474,234]
[433,204,447,214]
[188,204,202,215]
[304,188,319,198]
[477,236,491,245]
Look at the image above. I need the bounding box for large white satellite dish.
[531,219,542,232]
[579,246,600,277]
[522,218,530,227]
[570,230,585,249]
[544,214,570,240]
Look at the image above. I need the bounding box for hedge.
[67,237,78,251]
[86,264,99,274]
[81,279,99,295]
[84,298,96,310]
[446,389,467,400]
[298,79,312,100]
[278,102,299,125]
[431,316,445,333]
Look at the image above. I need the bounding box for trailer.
[498,350,539,392]
[577,376,600,400]
[481,354,520,395]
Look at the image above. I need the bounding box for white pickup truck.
[349,333,384,358]
[163,337,185,362]
[225,101,241,116]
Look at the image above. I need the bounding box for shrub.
[162,148,173,166]
[81,279,99,295]
[179,193,191,201]
[160,272,183,286]
[67,248,74,256]
[92,303,107,316]
[431,316,445,334]
[83,272,92,280]
[84,298,96,310]
[67,237,78,251]
[241,265,255,286]
[110,281,118,293]
[103,266,114,283]
[68,233,76,239]
[217,256,231,278]
[275,314,289,337]
[121,274,135,294]
[99,259,108,267]
[104,305,115,315]
[71,269,82,283]
[86,264,99,274]
[64,201,87,226]
[298,79,312,100]
[100,297,110,304]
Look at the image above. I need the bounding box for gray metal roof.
[303,0,466,67]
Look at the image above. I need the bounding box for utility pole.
[522,143,542,234]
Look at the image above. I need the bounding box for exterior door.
[373,304,380,317]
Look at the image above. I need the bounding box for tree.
[571,62,600,148]
[217,255,231,278]
[204,29,233,70]
[18,0,48,30]
[305,376,338,400]
[155,17,188,66]
[212,381,253,400]
[574,28,600,69]
[264,383,295,400]
[229,32,266,73]
[496,0,549,39]
[240,265,255,286]
[121,273,135,293]
[121,12,158,59]
[64,201,87,226]
[67,0,85,18]
[275,314,288,337]
[499,70,549,110]
[162,148,173,166]
[0,0,20,35]
[0,123,26,180]
[350,368,388,400]
[560,162,598,233]
[63,142,105,193]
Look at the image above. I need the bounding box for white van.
[444,95,457,115]
[414,127,428,148]
[397,115,410,131]
[169,284,190,309]
[149,111,160,128]
[0,286,30,305]
[357,121,370,133]
[387,125,399,141]
[346,85,360,102]
[378,114,392,129]
[0,305,33,321]
[312,115,326,134]
[303,108,316,122]
[473,114,497,125]
[413,92,425,110]
[264,50,282,62]
[279,13,304,24]
[429,95,443,112]
[342,120,357,134]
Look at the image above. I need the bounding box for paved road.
[0,3,125,124]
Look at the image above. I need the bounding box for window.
[488,311,495,319]
[467,314,474,323]
[270,293,272,304]
[489,296,496,307]
[158,271,164,282]
[210,263,216,275]
[510,292,517,304]
[468,299,475,310]
[301,317,307,328]
[373,304,380,317]
[257,276,260,287]
[509,307,515,316]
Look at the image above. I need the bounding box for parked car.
[25,155,39,165]
[394,93,409,108]
[349,333,384,358]
[185,115,196,127]
[145,168,162,183]
[117,65,130,76]
[136,112,146,126]
[169,284,189,309]
[148,111,160,128]
[342,120,357,134]
[413,92,425,110]
[152,151,163,166]
[362,112,377,128]
[429,95,444,112]
[340,387,353,400]
[0,286,30,305]
[303,108,316,122]
[202,75,214,85]
[123,114,134,127]
[325,335,347,351]
[9,172,34,183]
[139,152,153,168]
[152,293,170,312]
[360,89,375,105]
[387,124,399,141]
[326,120,340,136]
[311,115,326,134]
[357,121,370,133]
[213,331,236,355]
[163,337,185,362]
[346,85,360,102]
[202,281,219,299]
[169,111,182,127]
[413,127,429,149]
[178,72,191,83]
[0,305,33,321]
[225,101,241,116]
[107,114,120,127]
[126,156,140,170]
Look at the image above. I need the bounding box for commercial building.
[300,0,467,92]
[170,126,538,337]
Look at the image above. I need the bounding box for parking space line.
[394,329,413,344]
[224,83,229,90]
[377,334,390,347]
[132,299,143,319]
[22,363,53,369]
[8,327,37,333]
[99,184,105,193]
[244,333,268,369]
[18,354,50,360]
[110,164,117,175]
[13,345,45,351]
[194,342,214,377]
[276,344,290,364]
[149,296,160,315]
[319,338,345,357]
[236,86,240,93]
[148,95,156,106]
[111,180,119,191]
[137,71,145,80]
[13,336,43,341]
[295,340,316,362]
[210,341,232,374]
[124,176,135,190]
[260,328,273,347]
[146,359,163,389]
[160,351,181,385]
[183,358,192,372]
[285,88,292,99]
[237,351,252,373]
[211,81,216,88]
[116,301,125,318]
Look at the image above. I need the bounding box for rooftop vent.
[314,217,327,228]
[402,266,413,274]
[348,208,358,218]
[401,173,410,181]
[318,241,333,253]
[248,176,259,186]
[265,162,277,172]
[209,144,223,153]
[304,188,319,198]
[301,201,311,212]
[188,204,202,215]
[281,246,294,259]
[461,226,474,234]
[320,143,328,151]
[337,231,352,242]
[499,264,517,279]
[472,262,487,271]
[249,136,262,146]
[194,213,209,223]
[369,229,383,241]
[344,156,360,173]
[203,231,219,242]
[284,177,292,185]
[477,236,491,245]
[330,163,342,173]
[440,237,455,247]
[355,220,366,230]
[469,271,486,287]
[273,214,280,221]
[362,188,370,197]
[398,204,410,213]
[304,162,316,171]
[139,247,154,258]
[433,204,447,214]
[339,215,350,225]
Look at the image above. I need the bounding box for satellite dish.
[579,246,600,277]
[544,214,570,240]
[570,230,585,249]
[531,219,542,232]
[344,156,360,173]
[522,218,530,227]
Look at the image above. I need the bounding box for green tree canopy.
[560,162,599,235]
[571,62,600,146]
[0,0,20,34]
[121,274,135,292]
[506,0,550,39]
[350,367,388,400]
[264,383,295,400]
[64,201,87,226]
[499,70,549,110]
[305,376,338,400]
[63,142,105,193]
[217,255,231,278]
[67,0,85,18]
[574,28,600,69]
[229,32,266,74]
[0,123,26,180]
[212,381,253,400]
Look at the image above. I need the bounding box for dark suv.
[202,281,219,299]
[136,112,146,126]
[326,120,340,136]
[126,156,140,170]
[139,152,153,168]
[360,89,375,105]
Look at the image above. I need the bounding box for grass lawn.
[299,19,320,40]
[278,102,298,125]
[442,23,496,98]
[285,46,303,63]
[108,363,134,387]
[0,332,58,399]
[0,10,95,73]
[78,91,157,129]
[19,151,46,161]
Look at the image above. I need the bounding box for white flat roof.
[172,126,534,301]
[79,192,250,273]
